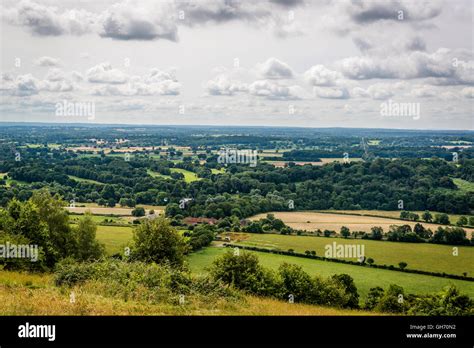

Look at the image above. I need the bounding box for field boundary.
[314,210,474,229]
[223,244,474,282]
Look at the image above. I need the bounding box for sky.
[0,0,473,129]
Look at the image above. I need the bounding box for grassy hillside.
[0,271,374,316]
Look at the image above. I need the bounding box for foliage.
[132,217,187,266]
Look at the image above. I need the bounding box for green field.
[147,169,171,180]
[186,247,474,300]
[211,168,225,174]
[170,168,200,182]
[68,175,104,185]
[453,178,474,193]
[232,233,474,276]
[70,214,127,225]
[0,173,27,187]
[96,225,134,254]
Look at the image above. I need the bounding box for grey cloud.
[258,58,294,79]
[3,0,96,36]
[348,0,442,24]
[34,56,61,67]
[269,0,305,7]
[313,86,349,99]
[86,63,129,84]
[249,80,300,100]
[2,0,302,41]
[338,48,473,85]
[99,2,178,41]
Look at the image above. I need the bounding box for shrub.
[365,287,384,310]
[54,259,238,305]
[209,251,275,295]
[332,274,359,308]
[407,285,473,316]
[375,284,406,313]
[132,217,187,266]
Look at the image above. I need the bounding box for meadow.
[66,204,164,216]
[170,168,200,182]
[229,232,474,275]
[95,225,134,255]
[186,247,474,300]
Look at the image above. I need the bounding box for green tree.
[133,217,187,266]
[375,284,406,313]
[209,250,276,295]
[365,286,384,310]
[30,190,76,262]
[457,216,468,226]
[370,226,384,240]
[399,211,410,220]
[132,207,146,217]
[398,261,408,270]
[340,226,350,238]
[74,213,105,261]
[422,210,433,223]
[332,274,359,308]
[469,217,474,226]
[434,213,450,225]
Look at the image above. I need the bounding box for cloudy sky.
[0,0,473,129]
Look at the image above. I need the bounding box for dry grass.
[0,271,376,316]
[251,211,474,237]
[265,158,363,167]
[66,205,163,216]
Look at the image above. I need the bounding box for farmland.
[187,247,474,299]
[66,203,164,216]
[229,232,474,275]
[317,209,473,227]
[250,211,474,237]
[0,124,473,318]
[96,225,134,255]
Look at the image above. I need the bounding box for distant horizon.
[0,120,472,133]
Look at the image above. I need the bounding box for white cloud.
[86,62,129,84]
[461,87,474,98]
[313,86,349,99]
[304,65,343,86]
[34,56,61,67]
[337,48,474,85]
[249,80,300,100]
[206,75,248,96]
[91,68,180,96]
[257,58,294,79]
[2,0,97,36]
[99,1,178,41]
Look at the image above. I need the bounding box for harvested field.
[250,211,474,237]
